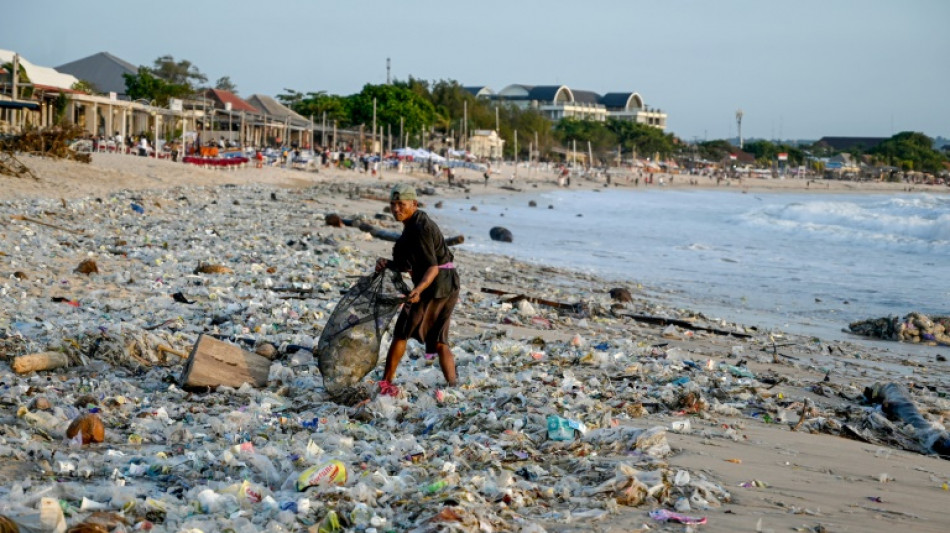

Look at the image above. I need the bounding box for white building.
[467,84,667,129]
[468,129,505,159]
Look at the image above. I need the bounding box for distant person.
[483,168,491,187]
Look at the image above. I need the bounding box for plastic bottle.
[350,502,372,528]
[423,478,448,494]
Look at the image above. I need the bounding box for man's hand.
[406,287,422,303]
[375,258,388,273]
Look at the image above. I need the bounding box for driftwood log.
[179,335,271,390]
[12,351,69,374]
[10,214,85,235]
[335,216,464,246]
[865,382,950,457]
[481,287,585,313]
[615,312,753,338]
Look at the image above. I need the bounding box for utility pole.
[12,54,19,100]
[372,98,377,154]
[534,130,539,165]
[514,130,518,179]
[736,109,744,149]
[386,57,391,85]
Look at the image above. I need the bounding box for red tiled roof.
[204,89,259,113]
[33,84,84,94]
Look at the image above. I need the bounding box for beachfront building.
[1,49,79,133]
[601,92,666,128]
[468,129,505,159]
[201,89,261,147]
[56,51,138,100]
[463,86,494,99]
[245,94,314,149]
[474,84,668,129]
[0,49,176,143]
[495,85,607,122]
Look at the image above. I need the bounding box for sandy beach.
[1,154,948,533]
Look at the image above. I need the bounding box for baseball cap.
[390,184,417,202]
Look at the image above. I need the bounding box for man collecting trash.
[375,184,460,396]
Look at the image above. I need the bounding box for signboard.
[729,154,738,160]
[169,98,183,112]
[777,152,788,161]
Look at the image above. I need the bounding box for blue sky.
[6,0,948,141]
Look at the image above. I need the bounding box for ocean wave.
[743,199,950,248]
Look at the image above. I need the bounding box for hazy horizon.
[5,0,948,142]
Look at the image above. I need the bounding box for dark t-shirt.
[390,210,459,299]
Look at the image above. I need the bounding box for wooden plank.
[179,334,271,390]
[12,351,69,374]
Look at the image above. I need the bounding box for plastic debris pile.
[1,184,947,531]
[849,312,950,346]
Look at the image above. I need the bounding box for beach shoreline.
[6,152,949,203]
[1,153,948,532]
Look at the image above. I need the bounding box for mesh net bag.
[316,271,409,399]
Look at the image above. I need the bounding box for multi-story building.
[464,84,667,129]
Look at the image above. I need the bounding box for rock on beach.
[489,226,513,242]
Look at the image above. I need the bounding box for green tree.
[606,119,677,159]
[52,92,69,125]
[869,131,947,174]
[554,118,618,162]
[696,139,734,161]
[347,83,439,141]
[215,76,237,93]
[71,79,98,94]
[123,67,192,106]
[393,76,431,101]
[1,61,33,99]
[742,140,779,162]
[281,90,350,126]
[150,55,207,87]
[497,104,554,159]
[276,88,304,108]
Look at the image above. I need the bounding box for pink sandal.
[378,380,400,397]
